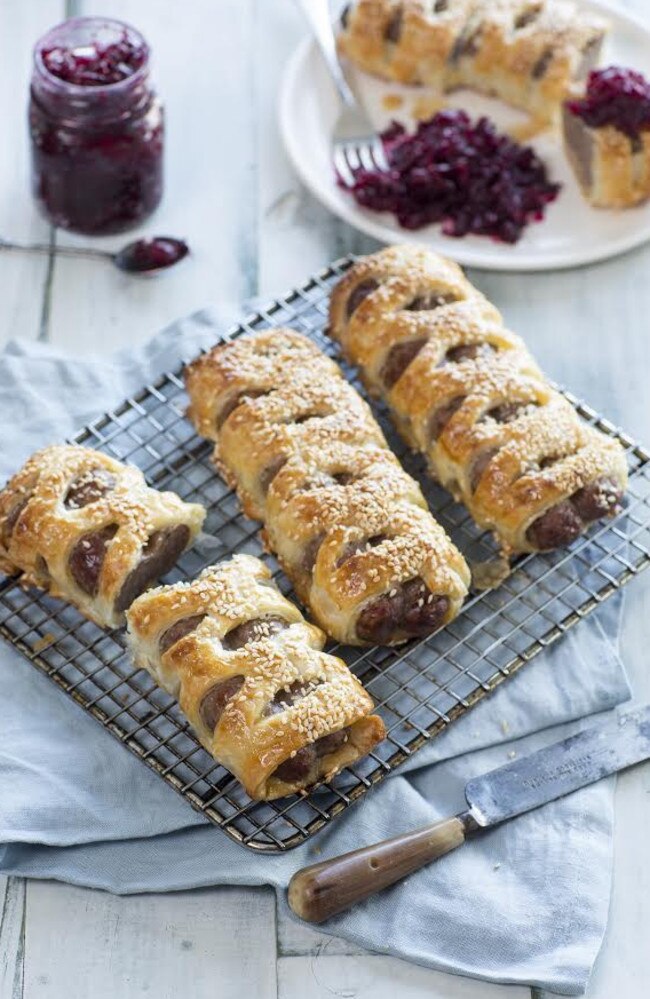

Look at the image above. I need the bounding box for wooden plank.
[538,574,650,999]
[474,259,650,999]
[255,0,377,300]
[527,5,650,986]
[47,0,258,353]
[278,909,366,958]
[0,0,62,346]
[278,955,530,999]
[0,877,25,999]
[23,881,277,999]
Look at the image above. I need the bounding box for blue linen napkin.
[0,314,631,995]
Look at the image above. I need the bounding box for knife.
[288,703,650,923]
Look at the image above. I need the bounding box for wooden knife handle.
[288,814,469,923]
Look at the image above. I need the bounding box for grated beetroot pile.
[566,66,650,139]
[337,110,560,244]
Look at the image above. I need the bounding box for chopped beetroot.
[42,29,146,86]
[566,66,650,139]
[337,110,560,243]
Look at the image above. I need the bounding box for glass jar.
[29,17,164,235]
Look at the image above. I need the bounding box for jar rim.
[33,15,150,95]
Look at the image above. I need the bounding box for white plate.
[279,1,650,271]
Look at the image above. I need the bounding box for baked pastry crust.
[338,0,607,129]
[184,329,470,645]
[126,554,386,800]
[563,102,650,208]
[0,445,205,627]
[329,244,628,556]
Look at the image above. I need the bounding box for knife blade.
[466,703,650,827]
[288,704,650,923]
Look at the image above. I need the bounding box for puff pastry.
[0,445,205,627]
[329,244,627,556]
[184,329,470,646]
[126,555,386,800]
[338,0,607,129]
[563,101,650,208]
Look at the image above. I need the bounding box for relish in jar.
[29,17,164,235]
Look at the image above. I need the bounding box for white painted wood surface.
[1,0,649,997]
[0,1,60,342]
[22,882,277,999]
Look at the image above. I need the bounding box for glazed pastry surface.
[329,244,627,555]
[338,0,607,129]
[0,444,205,627]
[126,554,386,800]
[184,328,470,645]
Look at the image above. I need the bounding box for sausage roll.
[0,445,205,627]
[329,245,627,556]
[338,0,606,129]
[126,555,386,800]
[184,329,470,646]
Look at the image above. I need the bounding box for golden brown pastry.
[329,244,627,556]
[338,0,607,129]
[184,329,470,645]
[0,445,205,627]
[564,117,650,208]
[126,555,386,800]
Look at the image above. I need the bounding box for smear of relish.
[566,66,650,139]
[337,110,560,244]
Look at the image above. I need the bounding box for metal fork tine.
[333,146,354,187]
[343,143,362,177]
[370,138,389,172]
[357,142,376,173]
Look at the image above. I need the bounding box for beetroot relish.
[337,111,560,243]
[115,237,189,273]
[30,18,163,235]
[566,66,650,138]
[41,29,146,86]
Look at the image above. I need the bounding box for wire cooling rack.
[1,255,649,853]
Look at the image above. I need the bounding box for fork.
[294,0,388,185]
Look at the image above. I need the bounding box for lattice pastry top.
[329,244,627,555]
[185,329,470,645]
[338,0,607,127]
[0,445,205,627]
[126,554,386,800]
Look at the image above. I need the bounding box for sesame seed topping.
[0,444,204,627]
[328,244,626,554]
[183,327,471,641]
[125,554,381,787]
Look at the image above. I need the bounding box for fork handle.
[294,0,355,106]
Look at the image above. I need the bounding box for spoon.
[0,235,189,274]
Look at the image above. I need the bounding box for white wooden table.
[1,1,649,996]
